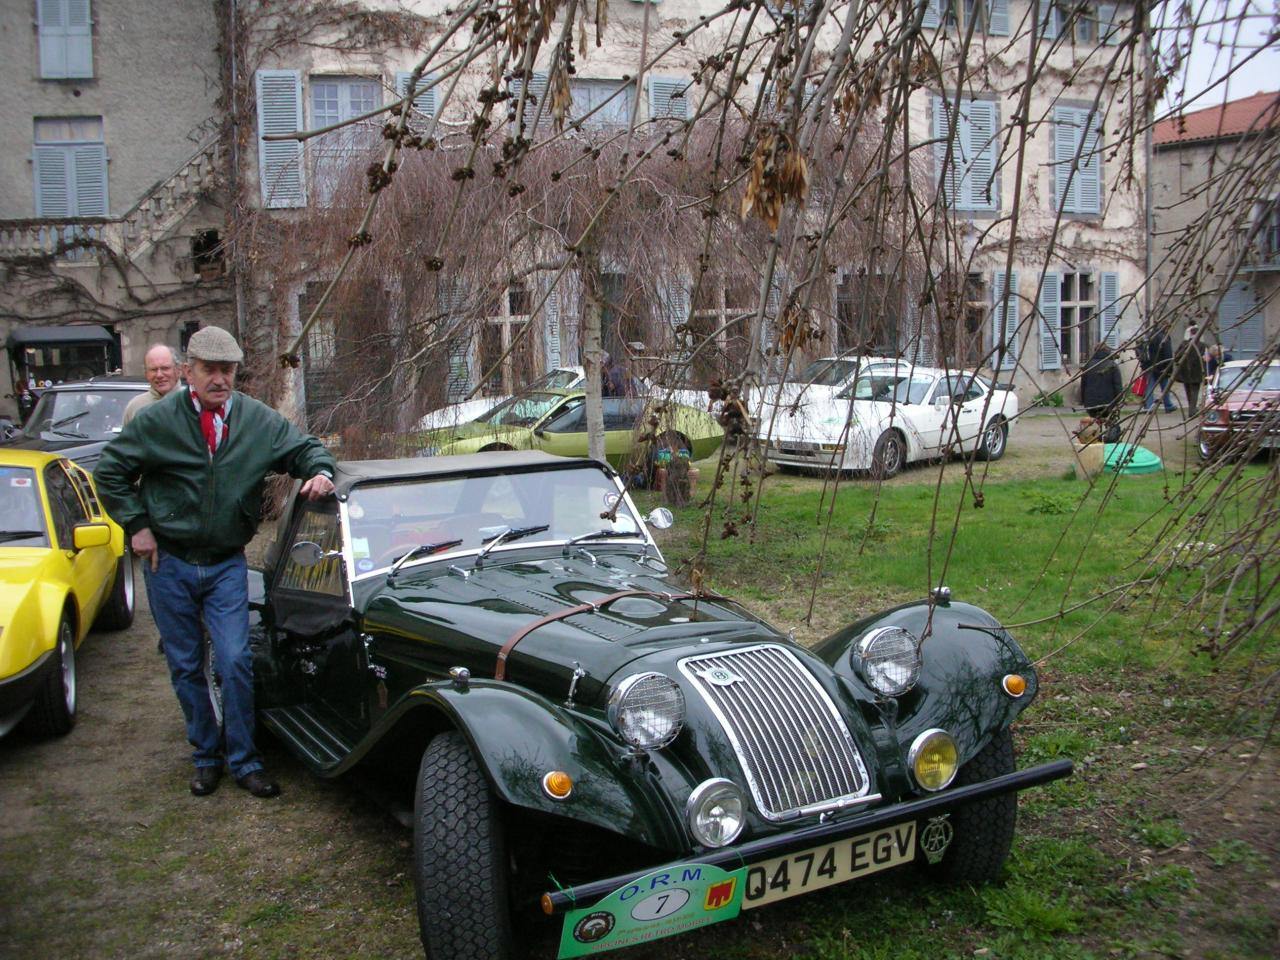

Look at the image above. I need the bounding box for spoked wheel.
[414,731,513,960]
[871,430,905,480]
[24,617,77,736]
[976,418,1008,461]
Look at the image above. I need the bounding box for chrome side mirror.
[289,540,339,567]
[646,507,674,530]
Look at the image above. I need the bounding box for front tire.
[976,418,1008,461]
[24,617,77,737]
[871,430,905,479]
[414,731,513,960]
[937,728,1017,884]
[94,547,136,630]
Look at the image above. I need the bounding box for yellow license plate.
[741,821,917,910]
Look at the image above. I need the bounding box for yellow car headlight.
[909,728,959,791]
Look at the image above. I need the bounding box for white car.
[752,355,905,436]
[760,364,1019,477]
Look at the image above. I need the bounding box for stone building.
[0,0,230,414]
[1151,89,1278,359]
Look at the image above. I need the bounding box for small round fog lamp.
[909,728,959,791]
[686,778,745,848]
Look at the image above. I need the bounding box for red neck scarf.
[191,393,229,455]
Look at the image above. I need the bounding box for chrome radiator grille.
[680,645,871,821]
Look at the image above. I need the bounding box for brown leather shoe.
[235,769,280,798]
[190,765,222,796]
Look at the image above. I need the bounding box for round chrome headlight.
[854,626,922,696]
[607,672,685,750]
[686,778,745,848]
[909,728,959,792]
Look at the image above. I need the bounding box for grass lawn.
[624,465,1279,960]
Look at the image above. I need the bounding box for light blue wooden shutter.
[72,143,108,216]
[657,275,691,329]
[34,147,70,217]
[440,278,472,400]
[1039,0,1058,39]
[987,0,1010,35]
[1097,3,1120,45]
[38,0,93,79]
[933,97,961,207]
[256,70,305,208]
[1053,105,1080,213]
[965,99,999,211]
[648,76,689,120]
[1217,281,1263,358]
[992,271,1018,370]
[1038,272,1061,369]
[1099,271,1121,349]
[396,71,438,118]
[921,0,943,28]
[511,71,550,131]
[1077,110,1102,214]
[543,284,562,369]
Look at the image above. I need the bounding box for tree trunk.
[581,253,606,463]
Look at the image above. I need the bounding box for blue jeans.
[1142,375,1175,412]
[145,551,262,778]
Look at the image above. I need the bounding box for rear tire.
[937,729,1017,884]
[24,617,77,737]
[414,731,513,960]
[871,430,905,480]
[976,418,1008,461]
[94,547,135,630]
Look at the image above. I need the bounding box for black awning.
[6,324,116,351]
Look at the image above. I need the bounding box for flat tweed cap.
[186,326,244,363]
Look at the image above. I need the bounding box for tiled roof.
[1153,90,1279,146]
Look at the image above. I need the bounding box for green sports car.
[412,390,724,467]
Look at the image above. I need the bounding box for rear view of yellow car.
[0,450,134,738]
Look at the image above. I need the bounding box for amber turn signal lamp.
[542,770,574,800]
[541,893,555,915]
[1002,674,1027,697]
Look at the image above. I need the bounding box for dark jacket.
[1080,344,1123,411]
[95,387,335,564]
[1173,338,1206,385]
[1143,331,1174,378]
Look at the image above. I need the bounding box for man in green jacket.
[96,326,336,799]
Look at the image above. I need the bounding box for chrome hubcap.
[60,628,76,713]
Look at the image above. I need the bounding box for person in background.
[1080,341,1124,434]
[1141,326,1176,413]
[124,344,182,425]
[1204,343,1227,380]
[1173,324,1206,416]
[602,351,632,398]
[95,327,336,800]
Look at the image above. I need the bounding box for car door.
[951,377,987,449]
[534,397,646,466]
[269,497,368,737]
[43,461,114,629]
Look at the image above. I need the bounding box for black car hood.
[362,551,782,703]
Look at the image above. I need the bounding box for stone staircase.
[0,135,223,264]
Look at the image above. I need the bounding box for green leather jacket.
[95,387,336,564]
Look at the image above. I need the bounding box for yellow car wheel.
[94,547,136,631]
[24,617,77,737]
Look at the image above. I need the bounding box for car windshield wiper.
[0,530,44,543]
[475,524,550,568]
[47,427,89,439]
[50,410,89,429]
[564,529,640,548]
[387,539,464,579]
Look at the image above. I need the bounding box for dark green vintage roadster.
[250,451,1071,959]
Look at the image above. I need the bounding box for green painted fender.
[402,680,681,850]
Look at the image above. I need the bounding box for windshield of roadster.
[344,465,643,575]
[476,391,564,427]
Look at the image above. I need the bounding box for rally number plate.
[741,820,917,910]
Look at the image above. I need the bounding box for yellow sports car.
[0,450,134,738]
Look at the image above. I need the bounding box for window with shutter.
[543,286,562,370]
[309,76,381,205]
[1098,272,1121,349]
[567,78,636,128]
[992,271,1019,369]
[33,117,107,219]
[922,0,1008,34]
[1217,281,1263,358]
[38,0,93,80]
[934,95,999,212]
[1038,273,1062,370]
[256,70,306,208]
[648,76,690,121]
[395,71,439,119]
[1053,106,1102,215]
[509,72,550,133]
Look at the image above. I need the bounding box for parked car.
[0,450,134,738]
[760,364,1018,478]
[253,450,1070,958]
[0,376,150,470]
[1198,360,1280,461]
[416,367,587,432]
[413,389,724,467]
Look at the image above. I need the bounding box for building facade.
[1151,90,1278,360]
[0,0,230,413]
